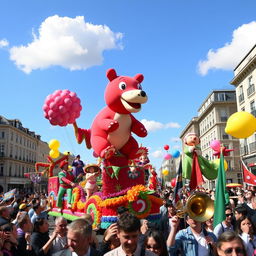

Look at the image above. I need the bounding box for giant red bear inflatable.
[75,68,148,160]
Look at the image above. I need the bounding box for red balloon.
[171,178,176,188]
[164,145,169,150]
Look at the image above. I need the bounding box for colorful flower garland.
[70,184,159,220]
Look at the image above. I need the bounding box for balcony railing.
[240,145,249,155]
[249,141,256,153]
[239,93,244,103]
[222,134,229,140]
[247,84,255,97]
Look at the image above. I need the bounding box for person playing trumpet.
[167,214,217,256]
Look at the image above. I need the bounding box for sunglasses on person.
[225,213,233,217]
[222,247,244,255]
[146,245,160,250]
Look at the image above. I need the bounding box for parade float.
[42,68,162,229]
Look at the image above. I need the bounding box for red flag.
[189,152,204,190]
[242,161,256,186]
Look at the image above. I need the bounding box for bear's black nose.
[140,91,146,97]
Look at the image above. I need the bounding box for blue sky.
[1,0,256,170]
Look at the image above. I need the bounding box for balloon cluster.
[163,145,180,160]
[43,89,82,126]
[48,139,60,159]
[30,173,42,184]
[163,145,172,160]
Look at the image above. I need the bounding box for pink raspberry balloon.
[164,153,172,160]
[210,139,221,151]
[43,89,82,126]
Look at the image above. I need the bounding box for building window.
[8,165,11,176]
[0,163,3,176]
[0,144,4,157]
[220,109,228,122]
[251,100,256,117]
[239,85,243,94]
[217,93,226,101]
[250,100,255,111]
[247,76,255,97]
[10,144,13,157]
[11,132,13,141]
[0,131,5,139]
[239,85,244,103]
[249,76,253,87]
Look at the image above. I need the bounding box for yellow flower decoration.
[127,185,147,202]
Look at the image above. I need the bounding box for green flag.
[213,153,229,227]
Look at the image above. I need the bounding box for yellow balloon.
[162,169,169,176]
[225,112,256,139]
[63,151,71,155]
[213,159,228,171]
[49,149,59,159]
[48,139,60,150]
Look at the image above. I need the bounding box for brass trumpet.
[176,192,214,222]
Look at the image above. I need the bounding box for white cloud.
[0,39,9,48]
[9,15,123,73]
[150,150,163,159]
[141,119,181,132]
[198,21,256,75]
[172,145,181,150]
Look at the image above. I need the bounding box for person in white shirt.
[104,212,156,256]
[52,217,68,253]
[245,190,255,209]
[53,218,100,256]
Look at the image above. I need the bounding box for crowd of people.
[0,185,255,256]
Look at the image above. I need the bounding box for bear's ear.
[134,74,144,84]
[106,68,118,81]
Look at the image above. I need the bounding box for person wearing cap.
[11,204,31,226]
[19,203,31,212]
[71,155,85,179]
[57,161,76,209]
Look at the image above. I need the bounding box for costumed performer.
[84,164,101,200]
[182,133,218,184]
[57,160,77,209]
[72,154,85,181]
[138,153,150,184]
[148,165,158,191]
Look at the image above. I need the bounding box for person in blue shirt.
[30,203,50,224]
[167,214,217,256]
